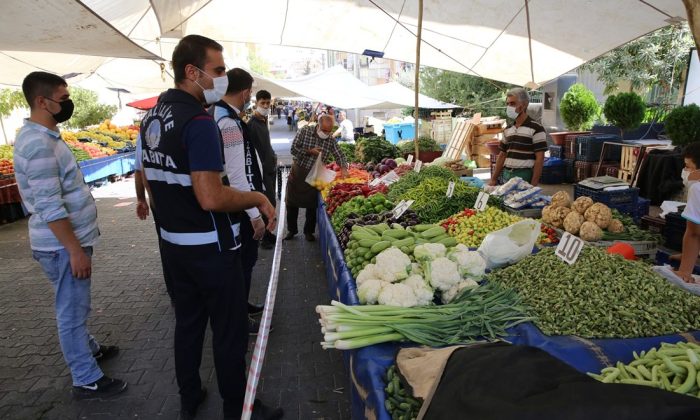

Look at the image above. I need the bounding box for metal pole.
[413,0,423,158]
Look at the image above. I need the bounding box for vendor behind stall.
[674,142,700,283]
[489,87,547,186]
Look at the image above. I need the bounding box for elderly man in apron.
[285,114,348,242]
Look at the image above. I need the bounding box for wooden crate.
[617,145,640,183]
[473,133,502,144]
[430,111,453,144]
[444,120,476,160]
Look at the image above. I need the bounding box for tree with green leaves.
[418,67,514,117]
[559,83,600,131]
[603,92,646,138]
[64,87,117,129]
[582,23,693,104]
[0,88,28,144]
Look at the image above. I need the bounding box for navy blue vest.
[140,89,240,252]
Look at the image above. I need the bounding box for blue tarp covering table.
[78,152,135,183]
[315,194,700,419]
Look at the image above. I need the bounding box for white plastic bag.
[478,219,541,269]
[305,152,336,187]
[653,265,700,296]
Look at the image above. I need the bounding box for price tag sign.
[474,191,490,212]
[555,232,584,265]
[414,160,423,173]
[392,199,414,219]
[369,177,382,187]
[406,154,414,165]
[446,181,456,198]
[382,170,400,185]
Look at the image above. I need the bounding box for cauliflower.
[411,263,423,276]
[357,279,388,304]
[563,211,584,235]
[549,206,572,228]
[402,274,435,306]
[413,243,447,261]
[356,263,381,286]
[579,221,603,241]
[441,279,479,304]
[551,191,572,209]
[607,219,625,233]
[571,196,594,215]
[447,248,487,278]
[377,283,419,307]
[541,205,554,225]
[375,247,412,282]
[584,202,613,229]
[424,257,461,291]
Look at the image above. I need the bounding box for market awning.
[0,0,160,59]
[77,0,687,87]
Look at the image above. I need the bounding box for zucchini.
[438,237,458,247]
[382,229,410,240]
[370,241,392,253]
[358,238,380,248]
[412,224,435,232]
[369,223,390,234]
[421,226,446,239]
[392,237,415,248]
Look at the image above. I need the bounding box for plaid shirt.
[13,119,99,251]
[290,125,347,171]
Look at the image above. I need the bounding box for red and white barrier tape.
[241,171,288,420]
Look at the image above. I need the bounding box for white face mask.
[257,107,270,117]
[317,128,330,140]
[506,105,519,120]
[194,67,228,105]
[682,168,699,187]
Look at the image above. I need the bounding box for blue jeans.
[32,246,103,386]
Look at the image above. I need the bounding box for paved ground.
[0,122,352,419]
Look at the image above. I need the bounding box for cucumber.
[369,223,390,234]
[411,224,435,232]
[438,237,458,247]
[382,229,410,240]
[358,238,380,248]
[370,240,392,253]
[392,237,415,248]
[421,226,446,238]
[351,231,378,241]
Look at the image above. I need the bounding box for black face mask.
[45,98,74,123]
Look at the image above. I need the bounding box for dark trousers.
[151,206,175,301]
[239,215,259,299]
[286,205,317,235]
[163,244,248,418]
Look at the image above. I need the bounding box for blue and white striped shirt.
[13,119,99,251]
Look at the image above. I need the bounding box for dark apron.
[285,163,318,209]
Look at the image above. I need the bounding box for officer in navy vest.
[139,35,280,420]
[210,68,269,332]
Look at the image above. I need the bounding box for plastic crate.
[575,134,623,162]
[641,215,665,235]
[548,144,564,159]
[504,206,542,219]
[540,164,567,184]
[574,184,639,205]
[563,159,575,183]
[573,161,617,182]
[383,122,418,144]
[636,197,650,220]
[664,212,686,252]
[589,240,658,259]
[564,134,579,159]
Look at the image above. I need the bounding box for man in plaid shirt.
[286,114,348,241]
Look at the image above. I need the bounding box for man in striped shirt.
[489,87,547,186]
[13,72,126,399]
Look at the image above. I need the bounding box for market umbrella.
[126,96,159,110]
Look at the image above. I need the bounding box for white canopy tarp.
[0,0,689,89]
[81,0,687,87]
[0,0,159,60]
